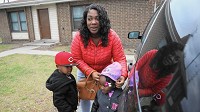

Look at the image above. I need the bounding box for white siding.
[11,32,29,39]
[72,31,77,39]
[32,4,59,41]
[48,4,59,41]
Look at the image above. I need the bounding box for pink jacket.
[71,29,128,78]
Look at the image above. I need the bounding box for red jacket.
[71,29,128,78]
[129,50,173,97]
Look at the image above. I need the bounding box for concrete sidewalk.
[0,46,135,64]
[0,46,58,58]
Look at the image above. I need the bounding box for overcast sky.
[0,0,18,3]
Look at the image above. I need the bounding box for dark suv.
[128,0,200,112]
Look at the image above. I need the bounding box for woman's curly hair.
[79,4,111,48]
[149,42,184,79]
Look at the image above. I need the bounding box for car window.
[170,0,200,111]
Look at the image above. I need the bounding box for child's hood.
[46,69,74,92]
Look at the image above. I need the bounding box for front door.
[38,9,51,39]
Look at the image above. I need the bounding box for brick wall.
[25,6,35,42]
[0,9,12,43]
[57,0,154,48]
[99,0,154,48]
[56,3,72,44]
[0,0,154,48]
[0,7,33,43]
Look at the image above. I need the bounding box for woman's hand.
[91,71,100,81]
[116,76,125,88]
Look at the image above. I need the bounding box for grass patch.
[0,37,19,52]
[0,44,19,52]
[0,54,77,111]
[50,45,70,52]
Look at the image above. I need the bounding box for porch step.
[23,39,60,47]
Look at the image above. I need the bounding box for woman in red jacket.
[70,4,128,112]
[129,42,184,109]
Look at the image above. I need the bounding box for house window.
[71,5,88,30]
[9,11,27,32]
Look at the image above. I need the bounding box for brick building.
[0,0,156,48]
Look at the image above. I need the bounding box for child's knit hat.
[101,62,122,81]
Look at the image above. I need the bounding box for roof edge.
[0,0,83,9]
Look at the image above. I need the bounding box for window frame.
[8,11,28,32]
[71,5,89,31]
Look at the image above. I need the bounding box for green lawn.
[51,45,71,52]
[0,54,77,111]
[0,44,20,52]
[0,37,18,52]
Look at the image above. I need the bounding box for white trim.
[32,6,40,40]
[72,31,77,39]
[0,0,83,9]
[49,4,59,41]
[32,4,59,41]
[11,32,29,39]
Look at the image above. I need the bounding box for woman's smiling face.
[86,9,100,35]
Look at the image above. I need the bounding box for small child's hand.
[116,76,125,88]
